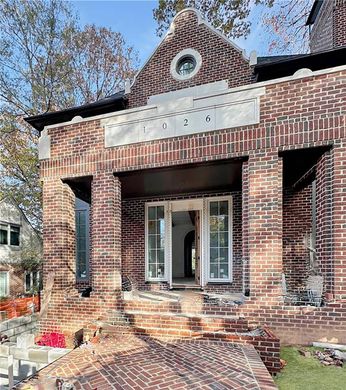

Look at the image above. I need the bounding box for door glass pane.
[209,200,230,280]
[147,205,165,279]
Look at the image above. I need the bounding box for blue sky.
[70,0,270,66]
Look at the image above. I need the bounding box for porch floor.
[123,289,245,305]
[16,332,276,389]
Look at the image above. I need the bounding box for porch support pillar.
[91,173,122,292]
[247,150,283,300]
[331,143,346,300]
[42,178,76,291]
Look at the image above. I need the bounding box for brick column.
[42,178,76,291]
[332,143,346,300]
[315,149,333,295]
[247,150,283,300]
[91,173,122,292]
[242,160,250,294]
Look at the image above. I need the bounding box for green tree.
[0,0,138,232]
[153,0,314,54]
[154,0,274,40]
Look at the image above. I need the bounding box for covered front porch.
[65,144,333,305]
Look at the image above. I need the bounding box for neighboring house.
[25,0,346,344]
[0,197,42,297]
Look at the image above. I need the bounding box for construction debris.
[314,349,344,367]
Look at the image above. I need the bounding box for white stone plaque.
[103,84,265,148]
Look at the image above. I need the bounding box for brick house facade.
[308,0,346,52]
[26,4,346,346]
[0,197,42,297]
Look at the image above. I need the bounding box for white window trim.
[170,48,202,81]
[0,271,10,297]
[205,196,233,283]
[145,201,169,282]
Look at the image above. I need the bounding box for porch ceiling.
[281,146,331,187]
[118,159,244,199]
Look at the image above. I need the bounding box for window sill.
[145,280,168,284]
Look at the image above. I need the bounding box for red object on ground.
[36,332,66,348]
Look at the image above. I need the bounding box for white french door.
[145,196,232,287]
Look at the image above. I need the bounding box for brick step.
[122,300,241,316]
[96,323,281,375]
[108,311,249,334]
[96,322,280,374]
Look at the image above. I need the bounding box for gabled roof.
[24,8,250,132]
[0,196,42,239]
[128,8,249,93]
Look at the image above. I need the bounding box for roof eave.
[24,93,127,131]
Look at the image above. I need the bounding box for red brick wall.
[310,0,334,53]
[128,9,254,108]
[315,150,334,294]
[0,264,25,296]
[282,184,312,291]
[37,8,346,342]
[310,0,346,53]
[333,0,346,48]
[121,191,243,292]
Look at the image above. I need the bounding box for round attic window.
[170,49,202,81]
[176,56,196,76]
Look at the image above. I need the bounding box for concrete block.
[20,316,32,325]
[17,334,35,348]
[48,348,71,363]
[9,346,29,360]
[0,342,16,356]
[7,318,21,328]
[0,356,9,370]
[28,346,50,363]
[0,321,9,332]
[16,325,32,336]
[4,328,15,338]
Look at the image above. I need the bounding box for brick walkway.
[16,333,277,389]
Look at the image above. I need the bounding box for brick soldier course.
[25,0,346,383]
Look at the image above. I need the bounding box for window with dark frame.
[10,225,20,246]
[176,56,196,76]
[75,198,90,280]
[0,224,8,245]
[25,270,40,293]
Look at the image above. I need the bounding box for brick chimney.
[307,0,346,53]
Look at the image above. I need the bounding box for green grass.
[274,346,346,390]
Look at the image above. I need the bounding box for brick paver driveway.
[17,333,277,389]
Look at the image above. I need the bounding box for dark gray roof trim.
[255,46,346,82]
[24,91,127,131]
[257,54,305,65]
[306,0,323,25]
